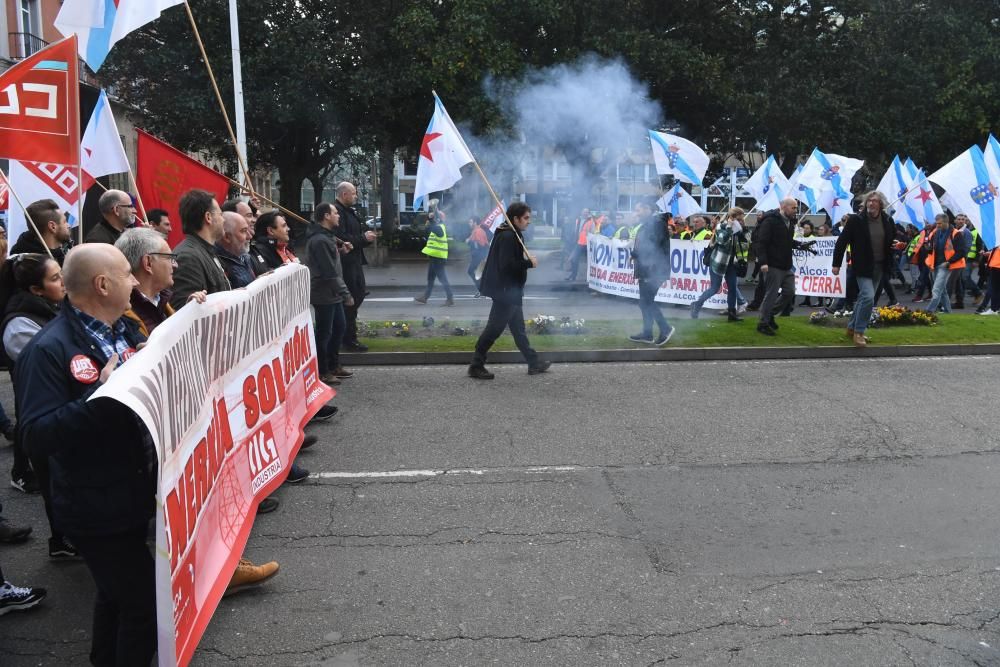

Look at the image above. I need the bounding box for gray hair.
[115,228,166,272]
[222,211,246,236]
[862,190,889,210]
[98,189,129,215]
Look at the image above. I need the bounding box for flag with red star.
[413,94,475,210]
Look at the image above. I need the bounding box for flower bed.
[808,305,938,328]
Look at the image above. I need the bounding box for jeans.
[638,279,669,337]
[467,249,487,289]
[849,265,882,335]
[759,267,795,324]
[314,302,347,375]
[926,264,953,313]
[694,264,739,312]
[913,264,930,296]
[70,526,156,667]
[472,297,539,367]
[963,264,982,297]
[423,258,453,300]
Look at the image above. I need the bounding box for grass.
[358,314,1000,353]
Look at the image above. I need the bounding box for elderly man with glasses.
[114,228,205,336]
[88,189,136,245]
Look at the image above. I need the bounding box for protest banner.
[586,234,845,307]
[91,264,333,666]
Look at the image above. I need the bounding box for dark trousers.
[343,270,366,346]
[314,302,347,375]
[468,250,487,288]
[566,245,586,280]
[472,297,538,367]
[70,526,156,667]
[947,269,962,304]
[873,272,897,305]
[759,268,795,323]
[27,451,62,542]
[423,258,453,299]
[914,264,930,296]
[638,279,668,336]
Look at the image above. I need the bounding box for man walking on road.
[469,203,550,379]
[334,182,377,352]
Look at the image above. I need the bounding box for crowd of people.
[0,181,378,665]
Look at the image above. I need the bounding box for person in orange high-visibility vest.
[975,245,1000,314]
[923,214,968,314]
[565,211,598,281]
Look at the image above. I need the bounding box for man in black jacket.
[10,199,73,264]
[469,202,550,379]
[333,182,376,352]
[755,197,816,335]
[628,211,674,345]
[832,190,897,347]
[85,189,133,245]
[17,243,156,666]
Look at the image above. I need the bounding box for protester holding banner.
[690,207,746,322]
[755,198,817,336]
[170,189,231,309]
[10,199,73,265]
[17,244,156,666]
[216,211,258,289]
[251,211,298,270]
[0,254,78,560]
[147,209,173,240]
[628,212,675,345]
[470,203,549,379]
[832,191,900,347]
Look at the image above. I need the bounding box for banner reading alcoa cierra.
[92,264,334,667]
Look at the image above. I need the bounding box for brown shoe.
[332,367,354,379]
[225,558,279,596]
[853,332,868,348]
[320,373,341,386]
[414,296,428,304]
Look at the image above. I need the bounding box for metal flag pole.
[228,0,249,191]
[0,169,57,262]
[183,1,256,198]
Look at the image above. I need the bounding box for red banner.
[0,36,80,166]
[0,180,8,211]
[136,129,230,248]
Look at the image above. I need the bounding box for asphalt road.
[1,357,999,666]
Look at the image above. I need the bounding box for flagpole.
[430,90,530,258]
[225,175,311,227]
[183,1,256,198]
[0,169,57,262]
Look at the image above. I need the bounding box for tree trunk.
[307,174,324,208]
[277,168,306,213]
[379,138,397,238]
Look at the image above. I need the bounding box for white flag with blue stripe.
[56,0,184,71]
[743,155,789,211]
[787,163,818,212]
[875,155,920,225]
[928,144,1000,250]
[797,148,864,199]
[657,183,701,219]
[648,130,709,185]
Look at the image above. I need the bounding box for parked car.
[365,217,382,231]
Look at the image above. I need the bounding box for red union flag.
[0,36,80,165]
[136,129,230,248]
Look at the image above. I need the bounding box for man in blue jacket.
[16,243,156,666]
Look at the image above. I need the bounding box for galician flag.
[648,130,709,185]
[413,94,475,210]
[657,183,701,219]
[927,144,1000,250]
[875,156,920,225]
[787,164,818,212]
[55,0,185,71]
[816,188,853,225]
[798,147,864,198]
[902,161,943,225]
[81,90,132,187]
[743,155,789,211]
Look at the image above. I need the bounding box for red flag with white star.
[413,94,475,209]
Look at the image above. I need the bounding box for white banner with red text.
[92,264,334,666]
[586,234,845,305]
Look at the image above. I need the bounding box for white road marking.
[312,464,593,480]
[366,296,559,302]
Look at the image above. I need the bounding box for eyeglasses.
[116,202,136,210]
[148,252,178,265]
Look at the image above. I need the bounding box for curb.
[342,343,1000,366]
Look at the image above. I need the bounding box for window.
[16,1,42,58]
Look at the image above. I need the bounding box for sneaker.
[256,497,280,515]
[10,474,39,495]
[888,302,901,308]
[0,581,46,616]
[343,341,368,353]
[48,536,80,560]
[0,518,31,544]
[309,405,339,423]
[320,373,341,386]
[853,332,868,348]
[284,462,309,484]
[912,297,925,303]
[414,296,428,304]
[689,303,701,319]
[628,333,654,344]
[527,361,552,375]
[977,309,996,315]
[224,558,279,597]
[332,367,353,379]
[654,327,675,346]
[300,434,318,450]
[737,303,747,314]
[468,365,494,380]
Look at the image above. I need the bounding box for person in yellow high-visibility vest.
[415,209,454,306]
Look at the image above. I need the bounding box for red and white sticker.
[69,355,100,384]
